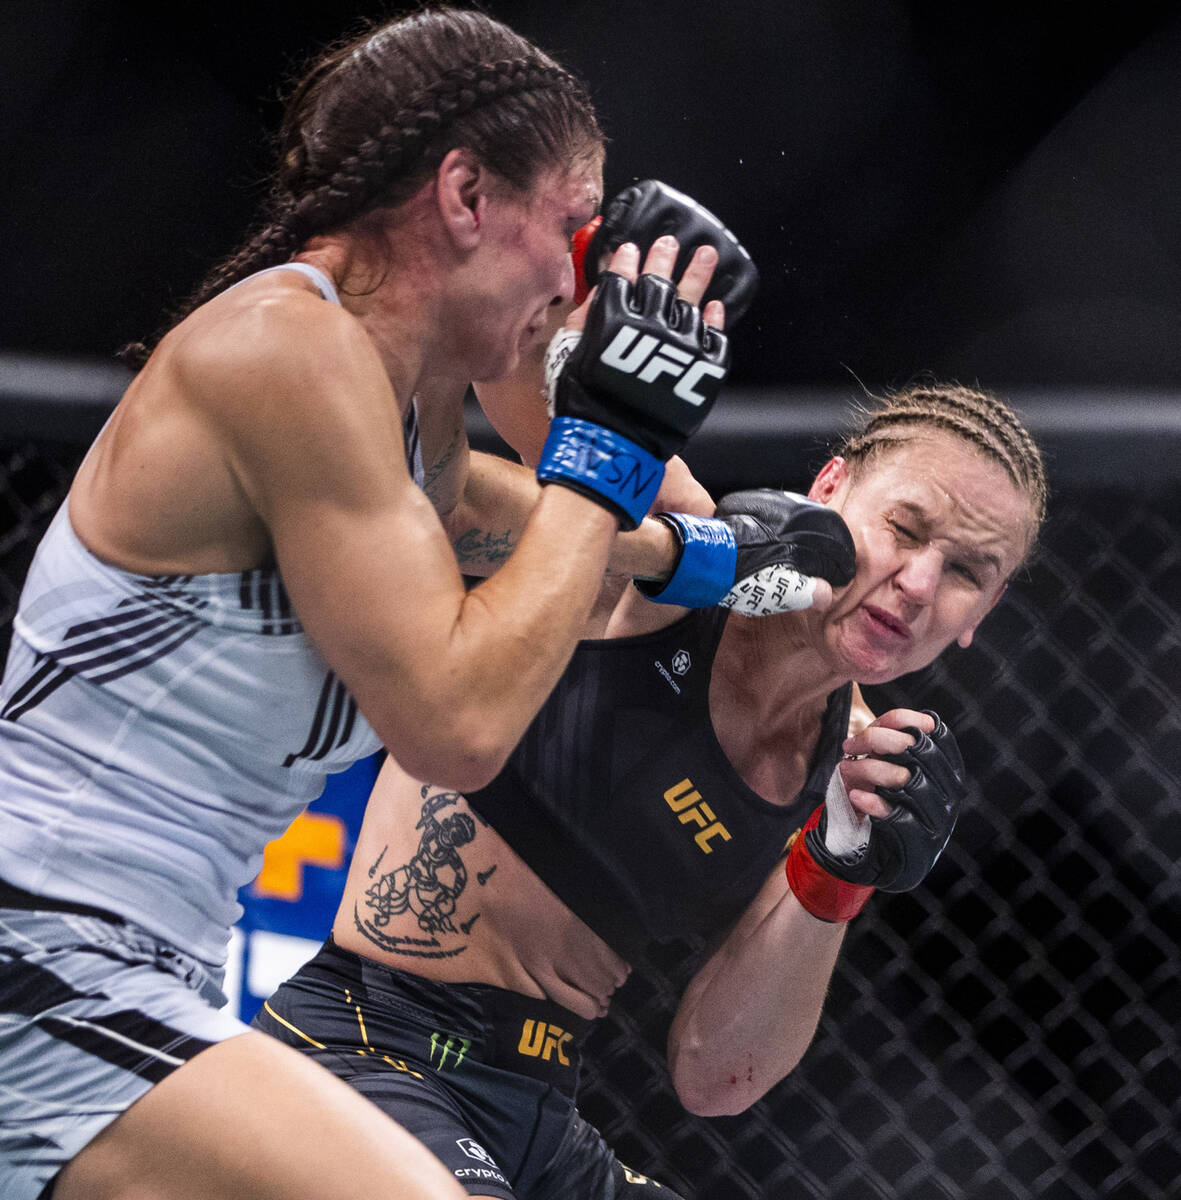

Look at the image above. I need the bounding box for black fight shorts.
[253,938,683,1199]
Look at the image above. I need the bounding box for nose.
[552,252,576,307]
[894,545,941,605]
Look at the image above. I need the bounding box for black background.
[5,0,1181,391]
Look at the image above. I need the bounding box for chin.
[471,347,520,385]
[835,639,914,685]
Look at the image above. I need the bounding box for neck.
[295,232,446,412]
[716,610,850,728]
[709,611,851,805]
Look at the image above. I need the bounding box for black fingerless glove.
[558,272,729,458]
[636,490,856,611]
[536,271,730,529]
[585,180,760,323]
[807,712,967,893]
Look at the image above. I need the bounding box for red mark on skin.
[728,1075,738,1086]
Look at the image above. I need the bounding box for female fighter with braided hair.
[256,380,1047,1198]
[0,8,746,1200]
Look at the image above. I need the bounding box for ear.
[435,147,488,251]
[808,456,848,504]
[957,581,1007,648]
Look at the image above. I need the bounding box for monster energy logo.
[429,1031,471,1071]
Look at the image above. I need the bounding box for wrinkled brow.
[892,501,1005,577]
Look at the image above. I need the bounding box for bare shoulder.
[173,272,385,421]
[162,272,408,521]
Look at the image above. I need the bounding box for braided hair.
[121,6,602,368]
[835,381,1048,557]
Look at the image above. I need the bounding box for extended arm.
[442,448,683,580]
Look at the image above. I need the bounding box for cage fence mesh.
[0,434,1176,1200]
[577,484,1181,1200]
[0,441,85,633]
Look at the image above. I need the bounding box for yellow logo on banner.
[253,812,345,900]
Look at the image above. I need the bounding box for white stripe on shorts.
[0,906,247,1200]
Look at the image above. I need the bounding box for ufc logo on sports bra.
[664,779,732,854]
[599,328,726,406]
[518,1019,573,1065]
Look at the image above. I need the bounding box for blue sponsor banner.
[228,752,382,1021]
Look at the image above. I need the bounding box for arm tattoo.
[453,527,515,569]
[353,786,485,959]
[421,429,462,508]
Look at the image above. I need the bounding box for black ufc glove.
[809,712,967,893]
[536,271,730,529]
[583,180,760,323]
[636,489,856,612]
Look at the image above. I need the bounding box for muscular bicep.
[200,307,472,747]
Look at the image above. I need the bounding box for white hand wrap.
[822,763,871,861]
[719,565,817,616]
[544,327,582,419]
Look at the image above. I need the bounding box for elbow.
[667,1042,746,1118]
[380,707,517,794]
[672,1071,757,1119]
[397,748,505,795]
[669,1044,804,1119]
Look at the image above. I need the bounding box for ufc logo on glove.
[538,270,731,529]
[598,328,726,406]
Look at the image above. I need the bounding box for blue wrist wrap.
[536,417,665,530]
[639,513,738,607]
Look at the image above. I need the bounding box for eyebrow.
[892,501,1005,577]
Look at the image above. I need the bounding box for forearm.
[448,451,679,580]
[667,883,845,1116]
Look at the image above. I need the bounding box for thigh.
[0,909,245,1200]
[343,1068,518,1200]
[54,1030,465,1200]
[532,1108,688,1200]
[256,970,520,1198]
[0,910,463,1200]
[254,942,594,1199]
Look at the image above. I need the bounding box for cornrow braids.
[119,7,602,370]
[283,58,589,233]
[836,381,1048,539]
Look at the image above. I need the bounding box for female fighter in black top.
[257,365,1047,1198]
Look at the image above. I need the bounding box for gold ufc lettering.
[518,1019,572,1065]
[664,779,732,854]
